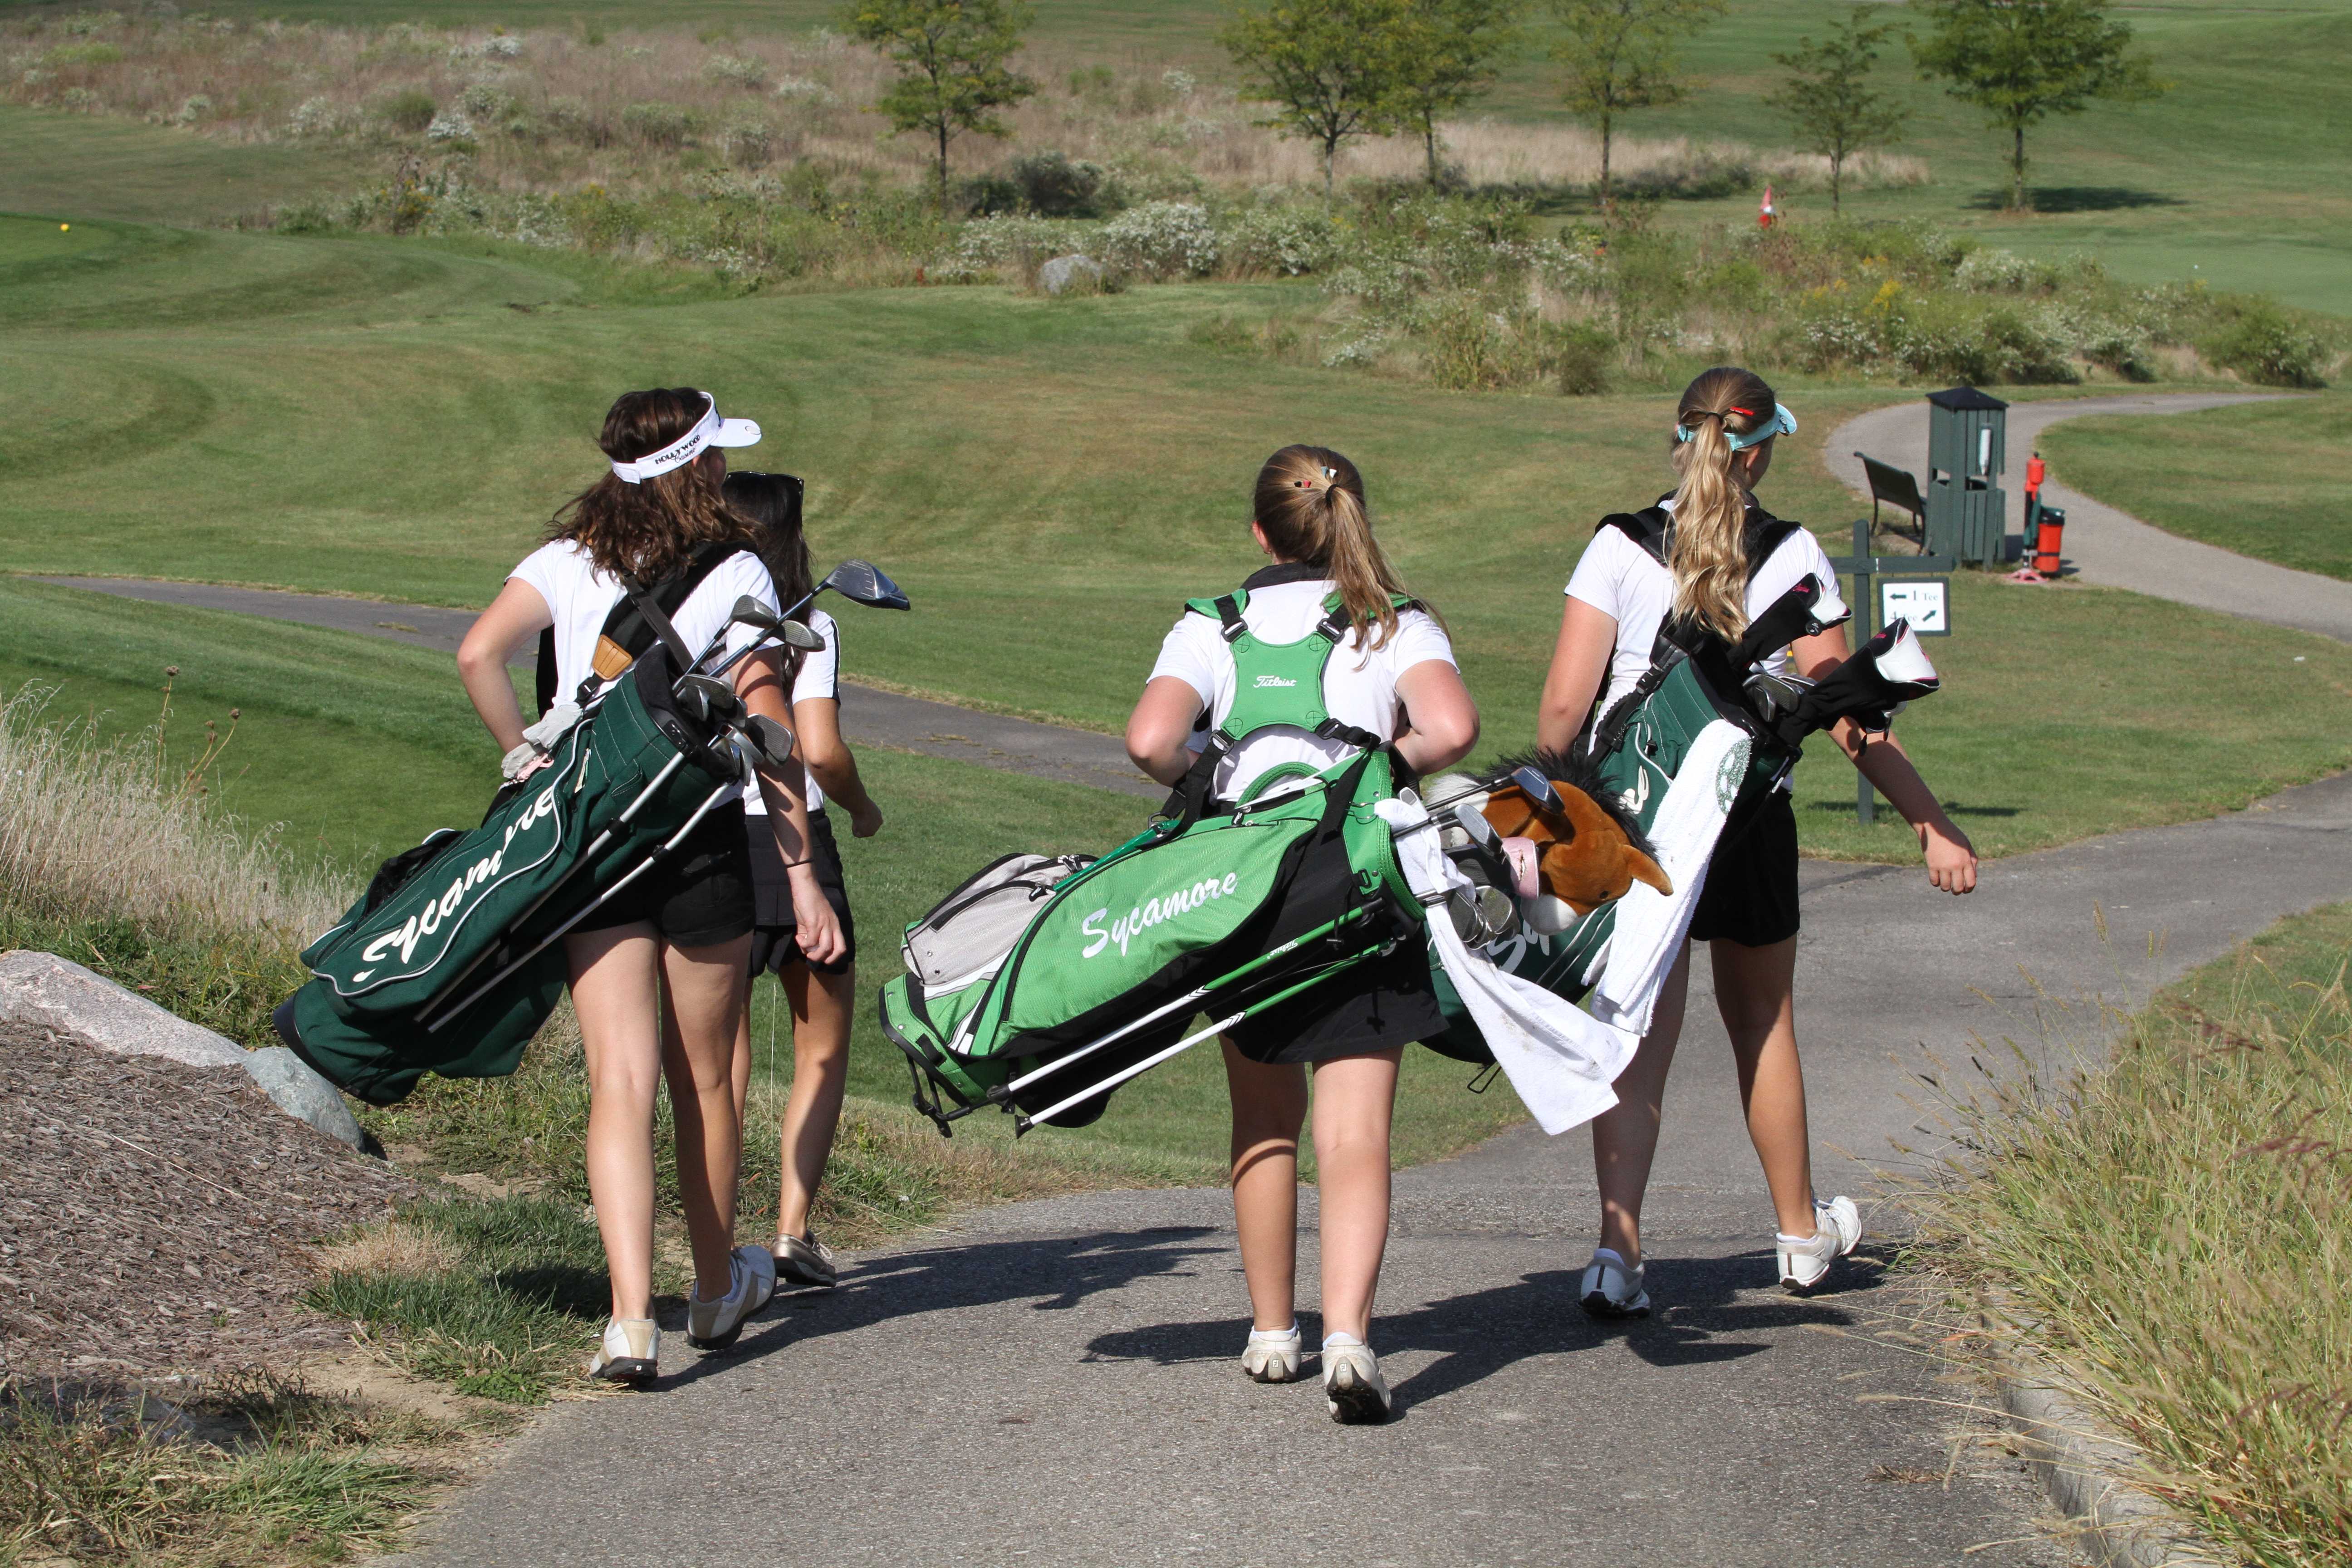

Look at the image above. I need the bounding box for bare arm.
[1126,676,1206,788]
[735,648,846,962]
[1392,659,1479,775]
[1536,595,1622,755]
[455,578,551,755]
[1792,626,1978,895]
[792,694,882,837]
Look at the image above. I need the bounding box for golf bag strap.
[1598,505,1807,588]
[566,541,745,710]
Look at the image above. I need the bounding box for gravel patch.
[0,1020,412,1385]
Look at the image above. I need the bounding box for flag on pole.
[1759,184,1776,229]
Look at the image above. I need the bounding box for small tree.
[1385,0,1526,186]
[840,0,1037,208]
[1548,0,1725,210]
[1764,5,1908,216]
[1911,0,2163,211]
[1220,0,1407,200]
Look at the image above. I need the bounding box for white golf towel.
[1587,718,1752,1037]
[1378,796,1637,1136]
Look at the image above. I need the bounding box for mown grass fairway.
[4,211,2347,862]
[2039,393,2352,582]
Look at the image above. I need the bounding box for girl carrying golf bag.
[1535,368,1976,1319]
[1122,445,1479,1422]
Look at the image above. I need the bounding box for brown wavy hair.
[550,387,755,582]
[1666,366,1780,641]
[1251,444,1427,652]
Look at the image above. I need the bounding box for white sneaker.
[588,1318,658,1384]
[1777,1196,1863,1292]
[1578,1247,1651,1319]
[687,1245,778,1349]
[1321,1335,1392,1424]
[1240,1322,1302,1383]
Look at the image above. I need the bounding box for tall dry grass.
[0,10,1924,202]
[0,685,341,941]
[1911,941,2352,1567]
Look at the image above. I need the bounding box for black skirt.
[1222,934,1442,1064]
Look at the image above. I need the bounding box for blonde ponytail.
[1665,366,1781,642]
[1251,444,1431,652]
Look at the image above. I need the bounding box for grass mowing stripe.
[2039,393,2352,583]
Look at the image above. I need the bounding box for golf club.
[707,559,912,681]
[739,713,795,769]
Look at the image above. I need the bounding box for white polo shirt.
[1148,566,1457,801]
[741,607,840,818]
[1565,500,1847,718]
[509,540,780,803]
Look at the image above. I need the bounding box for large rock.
[0,951,367,1152]
[1039,253,1102,296]
[0,951,245,1069]
[242,1046,368,1152]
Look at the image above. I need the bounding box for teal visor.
[1675,401,1798,451]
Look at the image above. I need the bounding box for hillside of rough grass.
[1917,903,2352,1566]
[9,1,2348,314]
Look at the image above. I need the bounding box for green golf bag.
[882,584,1429,1136]
[274,648,745,1105]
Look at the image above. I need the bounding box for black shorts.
[747,808,857,977]
[1689,790,1801,949]
[1224,939,1442,1065]
[575,799,755,949]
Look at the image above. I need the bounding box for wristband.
[781,857,812,869]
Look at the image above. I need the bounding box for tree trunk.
[1425,117,1439,186]
[1324,136,1337,202]
[936,121,951,212]
[1598,113,1613,213]
[2011,122,2029,211]
[1831,148,1843,216]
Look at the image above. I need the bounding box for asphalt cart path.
[389,769,2352,1568]
[1826,392,2352,643]
[30,576,1161,797]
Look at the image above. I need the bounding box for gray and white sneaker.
[1777,1196,1863,1292]
[773,1229,838,1289]
[588,1317,659,1385]
[687,1245,777,1349]
[1240,1322,1303,1383]
[1578,1247,1651,1319]
[1321,1335,1392,1424]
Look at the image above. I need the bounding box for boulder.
[242,1046,368,1152]
[1039,253,1102,297]
[0,951,245,1069]
[0,951,368,1152]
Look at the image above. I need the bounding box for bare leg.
[657,934,753,1300]
[1589,942,1691,1264]
[1309,1048,1402,1343]
[1222,1039,1307,1333]
[568,923,665,1322]
[1708,936,1817,1236]
[776,963,855,1240]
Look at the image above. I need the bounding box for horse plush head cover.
[1477,751,1671,916]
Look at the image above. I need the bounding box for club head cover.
[1482,779,1673,914]
[1771,618,1942,745]
[1871,619,1940,689]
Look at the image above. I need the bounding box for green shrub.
[1008,149,1113,218]
[2203,301,2332,388]
[377,88,436,134]
[620,100,698,149]
[1555,323,1614,396]
[41,40,123,66]
[701,53,768,89]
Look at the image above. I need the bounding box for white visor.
[609,393,761,484]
